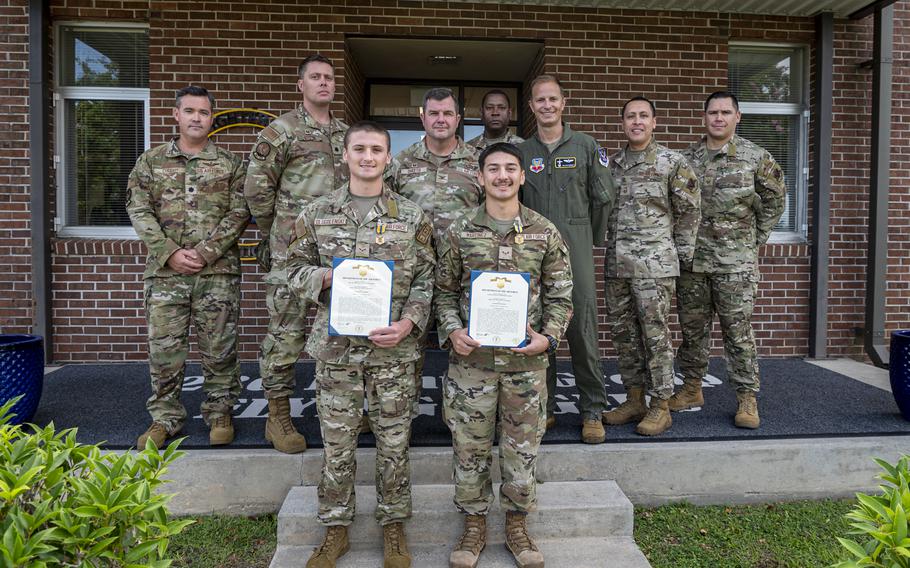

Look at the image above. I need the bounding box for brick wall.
[15,0,906,362]
[0,0,32,334]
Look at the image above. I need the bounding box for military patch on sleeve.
[598,148,610,167]
[294,217,309,239]
[253,142,272,161]
[416,222,433,246]
[555,157,577,169]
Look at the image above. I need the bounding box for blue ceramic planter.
[890,330,910,421]
[0,334,44,425]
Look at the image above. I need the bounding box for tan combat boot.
[668,379,704,411]
[360,412,372,435]
[602,387,647,425]
[209,414,235,446]
[265,396,307,453]
[450,514,486,568]
[636,398,672,436]
[383,521,411,568]
[305,525,349,568]
[734,391,760,429]
[581,418,605,444]
[505,512,544,568]
[545,414,556,431]
[137,422,170,449]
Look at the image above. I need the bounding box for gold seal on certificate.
[467,270,531,347]
[328,257,394,336]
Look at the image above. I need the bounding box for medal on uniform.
[375,220,386,245]
[513,217,524,244]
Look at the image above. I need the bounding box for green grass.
[166,499,855,567]
[169,514,277,568]
[634,499,854,568]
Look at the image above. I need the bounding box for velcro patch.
[521,233,548,241]
[555,157,576,169]
[294,217,309,239]
[598,147,610,167]
[400,167,428,176]
[260,125,282,144]
[416,222,433,245]
[315,216,347,226]
[386,222,408,232]
[253,142,272,161]
[460,231,494,239]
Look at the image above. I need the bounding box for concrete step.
[276,480,632,547]
[270,537,651,568]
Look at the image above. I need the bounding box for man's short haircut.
[343,120,391,151]
[478,142,523,170]
[704,90,740,112]
[621,96,656,117]
[528,75,564,98]
[175,85,215,110]
[423,87,459,110]
[481,89,511,108]
[298,54,334,78]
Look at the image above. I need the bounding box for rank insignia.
[416,222,432,245]
[530,158,545,173]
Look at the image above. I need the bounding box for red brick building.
[2,0,907,364]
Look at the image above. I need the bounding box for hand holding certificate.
[468,270,531,348]
[329,258,394,336]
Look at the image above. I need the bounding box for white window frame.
[730,42,809,244]
[54,21,149,238]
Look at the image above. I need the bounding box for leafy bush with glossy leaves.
[832,455,910,568]
[0,397,192,567]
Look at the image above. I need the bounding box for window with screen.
[729,44,807,237]
[55,25,149,236]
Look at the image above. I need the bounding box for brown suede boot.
[265,396,307,454]
[360,412,372,435]
[450,514,486,568]
[137,422,172,449]
[305,525,349,568]
[602,387,647,425]
[734,391,760,429]
[505,512,544,568]
[635,398,672,436]
[668,379,704,411]
[209,414,235,446]
[383,521,411,568]
[581,418,606,444]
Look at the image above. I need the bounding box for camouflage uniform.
[606,140,700,399]
[389,137,482,415]
[518,124,616,419]
[127,138,249,433]
[466,132,524,153]
[243,106,348,400]
[286,185,435,526]
[389,137,482,244]
[678,135,786,392]
[435,204,573,514]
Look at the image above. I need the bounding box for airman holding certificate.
[435,142,574,568]
[285,121,435,568]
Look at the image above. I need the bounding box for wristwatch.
[543,334,558,354]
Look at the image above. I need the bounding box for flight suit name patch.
[555,157,576,169]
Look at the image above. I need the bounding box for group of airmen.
[126,52,786,568]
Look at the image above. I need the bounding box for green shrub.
[0,397,192,567]
[832,456,910,568]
